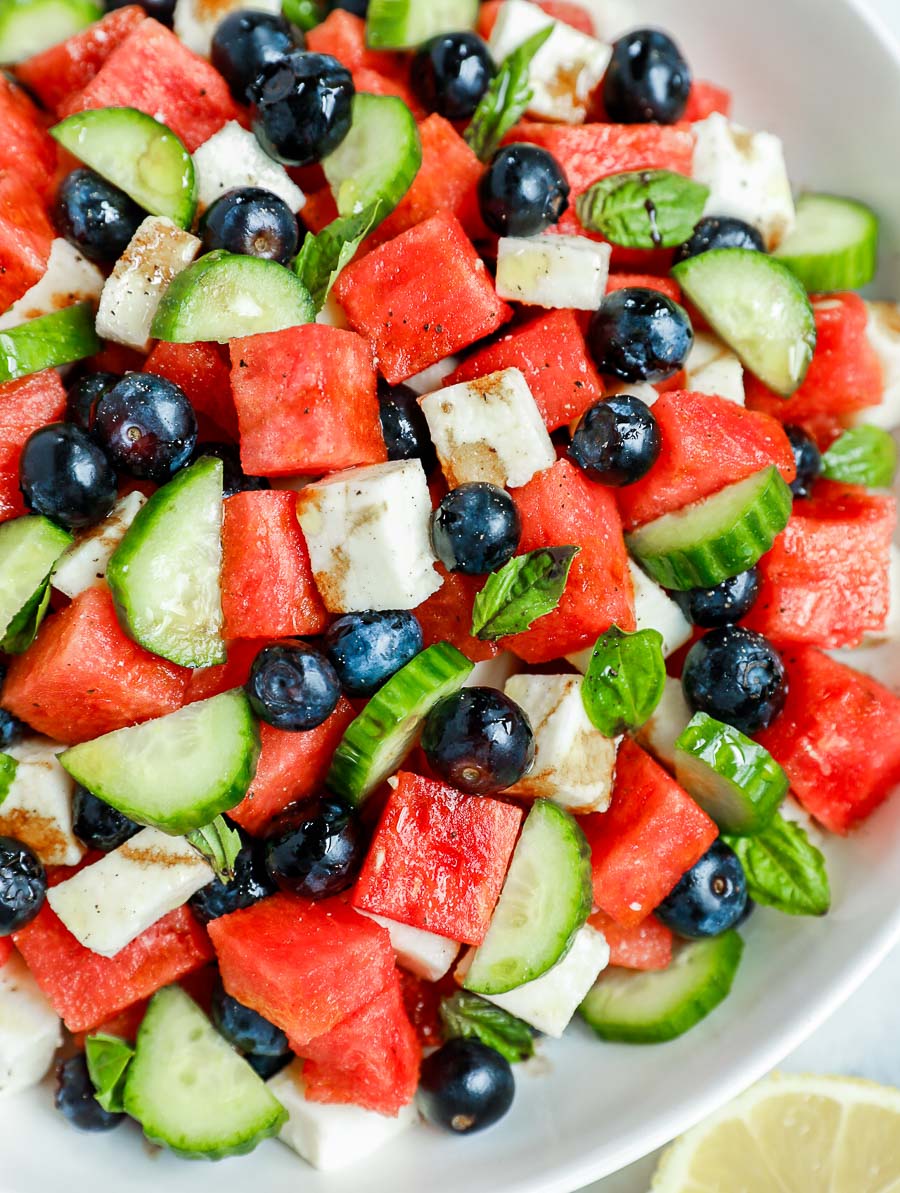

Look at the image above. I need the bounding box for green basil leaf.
[0,753,17,808]
[576,169,710,249]
[293,206,382,311]
[464,26,553,162]
[0,576,52,654]
[471,545,580,640]
[821,425,898,489]
[581,624,665,737]
[724,813,831,916]
[186,815,243,883]
[281,0,325,31]
[85,1033,135,1113]
[439,991,534,1064]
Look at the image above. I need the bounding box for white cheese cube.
[51,491,147,599]
[405,355,460,396]
[359,912,458,982]
[851,301,900,430]
[192,120,306,215]
[691,114,795,250]
[48,828,213,957]
[419,367,555,489]
[601,379,660,408]
[269,1062,416,1170]
[635,676,692,770]
[0,239,104,331]
[488,0,611,124]
[316,293,350,329]
[0,738,84,867]
[0,954,61,1098]
[504,674,617,813]
[496,234,611,309]
[95,216,201,352]
[684,331,745,405]
[174,0,280,56]
[296,460,443,612]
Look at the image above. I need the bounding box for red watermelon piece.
[305,8,405,77]
[184,638,266,704]
[0,938,11,968]
[413,564,499,664]
[0,75,58,199]
[589,910,673,971]
[478,0,595,37]
[606,273,682,305]
[144,340,238,440]
[683,81,732,121]
[0,170,54,313]
[0,371,66,522]
[299,187,338,234]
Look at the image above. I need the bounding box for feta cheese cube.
[419,367,555,489]
[296,460,443,612]
[174,0,280,56]
[504,674,617,813]
[95,216,201,352]
[359,912,459,982]
[0,239,104,331]
[685,331,745,404]
[404,355,460,396]
[496,234,611,309]
[635,676,692,770]
[852,301,900,431]
[0,954,61,1098]
[192,121,305,215]
[0,737,84,867]
[51,491,147,599]
[601,379,660,408]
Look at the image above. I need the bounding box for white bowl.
[5,2,900,1191]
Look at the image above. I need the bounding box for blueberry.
[190,441,270,498]
[54,169,145,265]
[0,835,46,935]
[673,216,766,264]
[603,28,691,124]
[93,373,197,483]
[671,569,761,629]
[211,9,295,101]
[377,379,437,472]
[188,836,275,924]
[587,288,693,383]
[656,841,749,939]
[431,483,521,576]
[246,1052,292,1079]
[324,610,423,697]
[682,626,788,735]
[211,977,291,1059]
[326,0,368,13]
[418,1039,514,1135]
[19,423,117,531]
[250,51,354,167]
[246,642,341,731]
[201,187,299,264]
[0,709,25,751]
[568,394,661,486]
[65,372,120,433]
[72,786,140,853]
[411,32,496,122]
[477,144,569,237]
[54,1055,123,1132]
[265,795,366,899]
[785,424,822,500]
[422,687,535,795]
[105,0,174,25]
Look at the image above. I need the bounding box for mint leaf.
[821,425,897,489]
[576,170,710,249]
[0,753,17,808]
[724,813,830,916]
[440,992,534,1064]
[293,206,381,311]
[0,577,52,654]
[85,1033,135,1113]
[464,26,553,162]
[186,815,242,882]
[281,0,325,30]
[581,625,665,737]
[472,546,580,640]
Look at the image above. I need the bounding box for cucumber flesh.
[626,466,793,591]
[0,0,101,63]
[0,304,100,384]
[366,0,478,48]
[327,642,473,806]
[59,690,261,835]
[672,248,816,396]
[579,932,744,1043]
[323,93,422,221]
[464,799,592,997]
[775,193,879,292]
[124,985,286,1159]
[0,516,72,651]
[107,457,225,668]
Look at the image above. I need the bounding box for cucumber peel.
[0,515,72,652]
[366,0,478,49]
[323,92,421,221]
[0,304,100,384]
[0,0,101,63]
[775,193,879,292]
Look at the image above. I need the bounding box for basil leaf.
[471,546,580,640]
[724,813,830,916]
[576,169,710,249]
[85,1033,135,1114]
[293,206,382,311]
[821,425,897,489]
[0,753,17,808]
[186,815,242,882]
[281,0,325,31]
[581,624,665,737]
[440,991,534,1064]
[0,576,52,654]
[464,26,553,163]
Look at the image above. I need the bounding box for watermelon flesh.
[589,910,673,972]
[144,340,239,440]
[0,371,66,523]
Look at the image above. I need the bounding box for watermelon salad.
[0,0,898,1170]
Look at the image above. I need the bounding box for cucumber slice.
[579,932,744,1044]
[107,457,225,668]
[150,250,315,343]
[281,0,325,31]
[51,108,197,230]
[59,690,260,835]
[124,986,286,1159]
[775,193,879,292]
[626,466,793,591]
[0,304,100,384]
[0,516,72,652]
[0,753,18,806]
[366,0,478,49]
[672,248,816,396]
[323,93,422,221]
[0,0,101,63]
[674,712,787,835]
[463,800,592,996]
[327,642,473,806]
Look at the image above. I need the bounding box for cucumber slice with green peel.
[0,754,18,806]
[59,690,260,835]
[674,712,787,835]
[0,516,72,651]
[672,248,816,396]
[107,457,225,668]
[463,800,592,997]
[124,986,286,1159]
[579,932,744,1044]
[0,0,101,63]
[626,466,793,591]
[281,0,324,31]
[366,0,478,48]
[323,93,422,221]
[775,193,879,292]
[150,250,315,343]
[0,304,101,384]
[327,642,473,806]
[51,108,197,230]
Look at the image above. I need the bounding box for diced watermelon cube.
[0,75,59,199]
[683,80,732,121]
[0,371,66,523]
[305,8,405,76]
[352,68,426,120]
[606,273,682,305]
[299,187,338,234]
[0,170,54,313]
[478,0,595,37]
[0,937,11,967]
[184,638,267,704]
[413,564,499,664]
[144,340,238,440]
[588,910,673,971]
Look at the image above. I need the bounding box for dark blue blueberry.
[190,441,270,498]
[250,51,355,167]
[54,169,145,265]
[93,373,197,484]
[0,670,26,751]
[431,483,521,576]
[326,0,368,13]
[66,372,120,432]
[377,379,437,472]
[54,1055,123,1132]
[246,642,341,731]
[72,786,140,853]
[324,610,423,697]
[188,836,275,924]
[682,626,787,735]
[588,288,693,383]
[246,1052,292,1079]
[19,423,117,531]
[603,28,691,124]
[418,1039,514,1135]
[265,795,366,899]
[411,32,496,121]
[568,394,661,486]
[211,10,296,101]
[656,840,749,939]
[201,187,299,264]
[0,835,46,935]
[422,687,535,795]
[478,144,569,237]
[211,978,291,1058]
[785,424,822,500]
[673,216,766,264]
[105,0,174,25]
[671,568,761,629]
